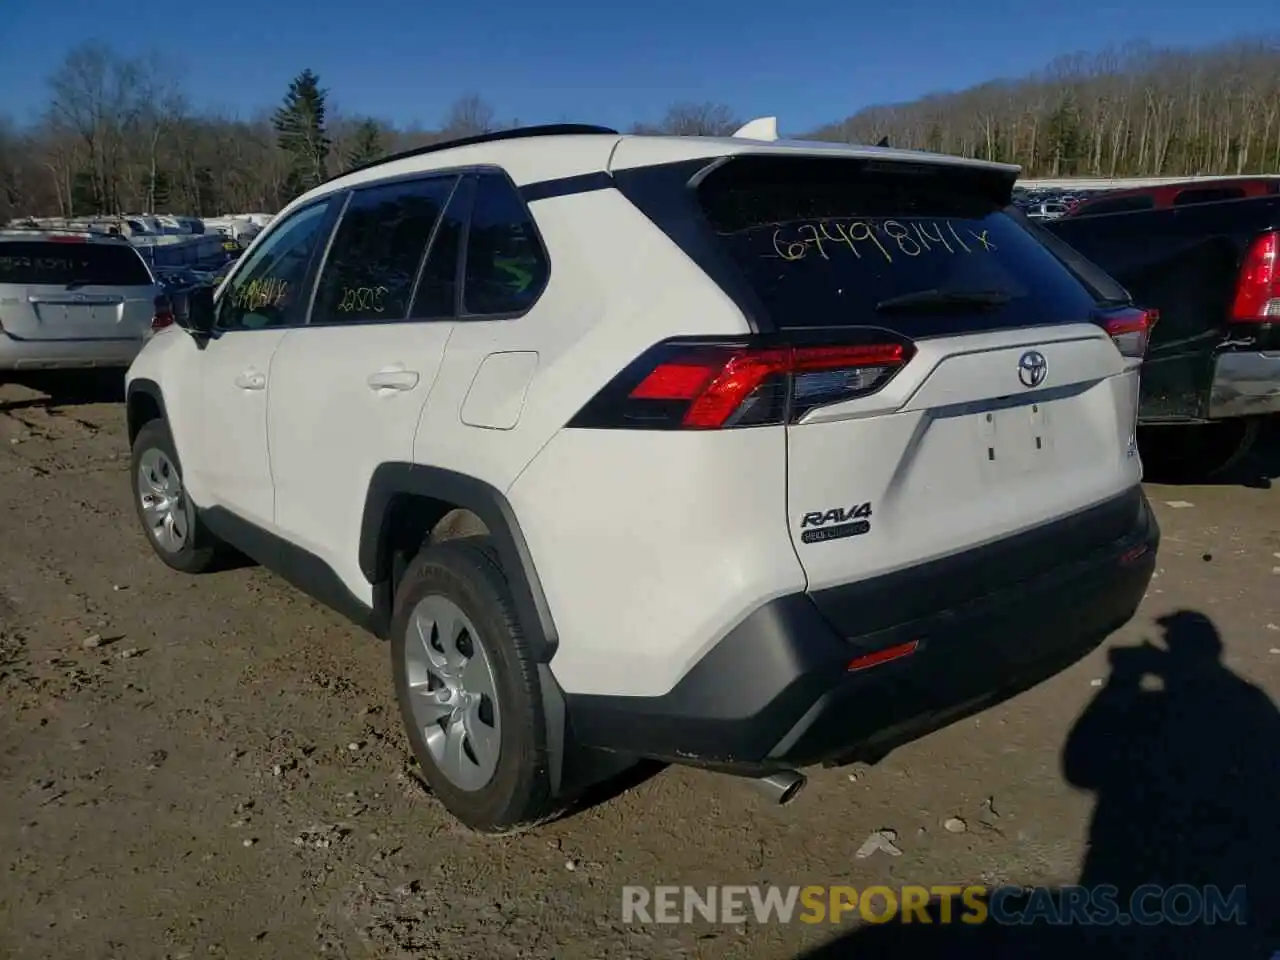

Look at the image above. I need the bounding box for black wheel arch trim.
[125,377,169,446]
[360,463,559,662]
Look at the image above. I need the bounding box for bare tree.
[6,37,1280,222]
[442,94,499,138]
[644,101,741,137]
[46,42,159,213]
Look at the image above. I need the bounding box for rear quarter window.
[695,156,1099,336]
[461,173,549,317]
[0,241,152,287]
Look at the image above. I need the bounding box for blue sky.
[2,0,1277,133]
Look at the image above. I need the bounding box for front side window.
[461,174,549,317]
[216,202,332,331]
[310,176,458,325]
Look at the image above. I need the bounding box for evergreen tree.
[345,119,385,171]
[924,123,944,154]
[1044,94,1083,177]
[71,170,100,215]
[272,69,331,199]
[140,169,172,211]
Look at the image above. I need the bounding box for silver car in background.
[0,229,171,373]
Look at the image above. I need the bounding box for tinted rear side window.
[695,156,1099,335]
[311,176,458,324]
[461,173,549,317]
[1172,187,1245,207]
[1075,195,1155,215]
[0,241,152,287]
[410,177,470,319]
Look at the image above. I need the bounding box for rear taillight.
[1230,231,1280,323]
[1099,306,1157,359]
[568,337,914,430]
[151,295,175,331]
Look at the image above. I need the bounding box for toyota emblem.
[1017,350,1047,388]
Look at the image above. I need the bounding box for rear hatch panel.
[682,153,1143,620]
[785,326,1135,595]
[0,239,157,341]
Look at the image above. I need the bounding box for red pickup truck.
[1066,177,1280,219]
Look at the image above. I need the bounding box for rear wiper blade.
[875,289,1012,313]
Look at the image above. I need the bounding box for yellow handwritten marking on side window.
[234,277,290,311]
[336,286,389,314]
[769,220,997,263]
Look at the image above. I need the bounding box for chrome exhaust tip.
[753,770,807,805]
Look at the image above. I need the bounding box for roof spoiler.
[732,117,779,141]
[730,119,892,149]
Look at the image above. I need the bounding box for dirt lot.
[1,374,1277,960]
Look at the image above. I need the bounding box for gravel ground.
[1,374,1277,960]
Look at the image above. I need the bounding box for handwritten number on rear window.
[769,220,997,263]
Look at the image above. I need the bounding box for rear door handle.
[235,370,266,390]
[367,369,420,391]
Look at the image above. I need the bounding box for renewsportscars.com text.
[621,883,1249,927]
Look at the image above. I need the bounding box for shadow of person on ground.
[796,610,1280,959]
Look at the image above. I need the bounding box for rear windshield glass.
[0,241,152,287]
[696,156,1099,335]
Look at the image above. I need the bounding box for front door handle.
[367,369,420,391]
[235,369,266,390]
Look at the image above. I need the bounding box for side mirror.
[185,285,217,336]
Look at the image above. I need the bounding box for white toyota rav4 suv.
[125,123,1159,832]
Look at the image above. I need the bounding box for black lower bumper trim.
[564,489,1159,773]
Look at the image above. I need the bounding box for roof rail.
[324,123,620,184]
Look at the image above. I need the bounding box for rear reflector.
[1098,306,1157,359]
[847,640,920,672]
[570,337,914,430]
[1230,230,1280,323]
[1119,544,1150,566]
[151,295,175,331]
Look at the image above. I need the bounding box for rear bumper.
[1208,350,1280,419]
[0,332,144,372]
[564,489,1159,773]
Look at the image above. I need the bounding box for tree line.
[2,37,1277,223]
[812,39,1280,179]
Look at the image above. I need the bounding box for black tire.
[1139,419,1261,483]
[130,419,221,574]
[390,536,561,834]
